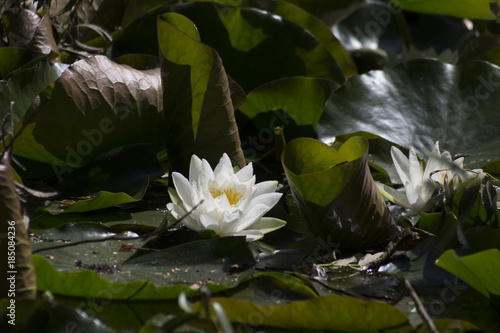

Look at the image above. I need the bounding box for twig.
[366,227,413,269]
[403,278,438,333]
[33,200,203,253]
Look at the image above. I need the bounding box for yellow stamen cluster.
[210,188,242,206]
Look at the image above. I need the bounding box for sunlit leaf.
[282,136,397,248]
[239,76,338,141]
[334,131,409,183]
[390,0,495,19]
[436,249,500,304]
[189,0,357,78]
[192,295,411,331]
[279,0,364,23]
[158,12,245,176]
[114,2,344,91]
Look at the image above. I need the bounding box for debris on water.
[74,260,120,274]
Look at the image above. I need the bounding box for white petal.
[408,148,422,188]
[419,180,436,203]
[252,181,278,198]
[453,157,464,169]
[423,144,447,180]
[430,170,446,184]
[169,203,200,231]
[199,214,220,232]
[236,163,253,182]
[212,167,231,188]
[214,193,231,211]
[232,197,249,211]
[441,151,453,162]
[200,159,215,193]
[249,217,286,234]
[201,194,218,216]
[214,153,234,176]
[432,141,440,156]
[189,155,202,183]
[172,172,195,209]
[249,192,282,210]
[405,181,425,211]
[181,217,202,232]
[237,198,279,232]
[391,146,410,185]
[221,209,244,233]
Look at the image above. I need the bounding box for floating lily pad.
[320,59,500,169]
[33,232,256,300]
[0,299,116,333]
[192,295,411,331]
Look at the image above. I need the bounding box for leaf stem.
[404,278,438,333]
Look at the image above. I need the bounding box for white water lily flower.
[380,141,476,215]
[167,153,285,242]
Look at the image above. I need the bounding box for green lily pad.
[238,77,338,144]
[0,299,116,333]
[320,59,500,169]
[13,55,164,171]
[189,0,357,78]
[391,0,495,19]
[333,131,409,183]
[30,208,167,232]
[114,2,344,91]
[436,248,500,305]
[278,0,364,23]
[48,192,139,214]
[192,295,411,331]
[0,48,46,79]
[332,2,468,58]
[158,12,245,176]
[33,234,256,300]
[0,57,68,137]
[282,136,397,248]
